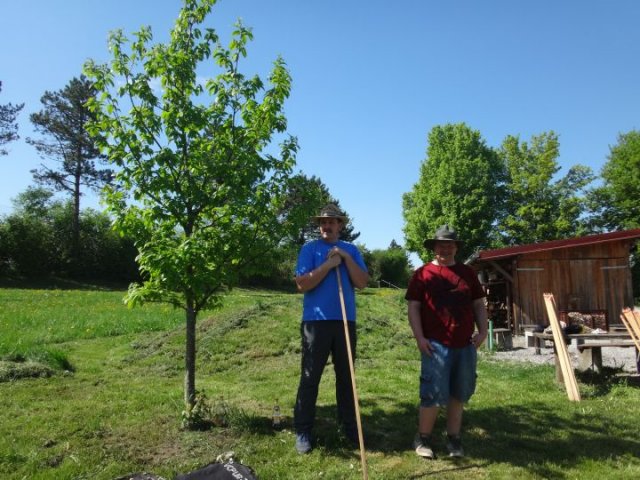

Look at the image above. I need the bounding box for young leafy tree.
[403,123,505,262]
[0,81,24,156]
[26,76,111,263]
[497,132,594,244]
[84,0,297,417]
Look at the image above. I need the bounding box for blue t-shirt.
[295,239,367,322]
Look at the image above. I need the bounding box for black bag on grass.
[114,474,166,480]
[175,461,258,480]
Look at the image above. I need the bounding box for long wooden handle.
[336,267,368,480]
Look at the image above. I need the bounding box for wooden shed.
[466,229,640,334]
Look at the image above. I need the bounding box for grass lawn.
[1,287,639,479]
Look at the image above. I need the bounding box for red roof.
[472,228,640,262]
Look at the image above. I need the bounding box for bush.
[364,243,412,288]
[0,200,139,283]
[0,214,55,277]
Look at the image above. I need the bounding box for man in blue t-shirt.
[293,204,369,454]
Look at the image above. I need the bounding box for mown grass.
[1,287,639,479]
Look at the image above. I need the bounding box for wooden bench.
[530,331,548,354]
[523,326,549,352]
[575,340,638,372]
[532,332,639,380]
[490,328,512,350]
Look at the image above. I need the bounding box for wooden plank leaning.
[633,310,640,344]
[620,309,640,371]
[632,311,640,370]
[620,308,640,352]
[543,293,581,401]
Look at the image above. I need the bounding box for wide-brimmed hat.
[423,224,464,249]
[312,204,348,223]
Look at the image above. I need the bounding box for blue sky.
[1,0,639,258]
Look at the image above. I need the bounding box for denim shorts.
[419,340,477,407]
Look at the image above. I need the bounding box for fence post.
[488,319,494,351]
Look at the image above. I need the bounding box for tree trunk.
[184,301,197,408]
[72,163,81,267]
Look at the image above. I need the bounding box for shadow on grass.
[466,401,640,478]
[233,396,640,476]
[363,398,639,477]
[576,367,640,395]
[221,407,364,460]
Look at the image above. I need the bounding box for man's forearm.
[343,255,369,289]
[473,298,488,334]
[408,301,424,339]
[295,261,332,292]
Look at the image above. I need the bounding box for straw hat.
[311,204,348,223]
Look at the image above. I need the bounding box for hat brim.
[312,215,348,223]
[423,239,464,250]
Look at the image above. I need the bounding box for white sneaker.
[413,434,435,459]
[446,434,464,458]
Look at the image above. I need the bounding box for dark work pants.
[294,321,357,434]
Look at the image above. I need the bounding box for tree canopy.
[587,130,640,231]
[496,132,594,245]
[402,123,504,262]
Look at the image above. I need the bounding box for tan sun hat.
[423,224,464,249]
[311,204,348,223]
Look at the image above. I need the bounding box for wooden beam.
[489,260,513,283]
[543,293,581,401]
[506,280,514,332]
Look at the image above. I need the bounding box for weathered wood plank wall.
[510,241,634,330]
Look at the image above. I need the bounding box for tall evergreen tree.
[0,81,24,156]
[27,75,112,263]
[403,123,505,261]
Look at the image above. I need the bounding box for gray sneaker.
[295,432,312,454]
[446,434,464,458]
[413,434,435,459]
